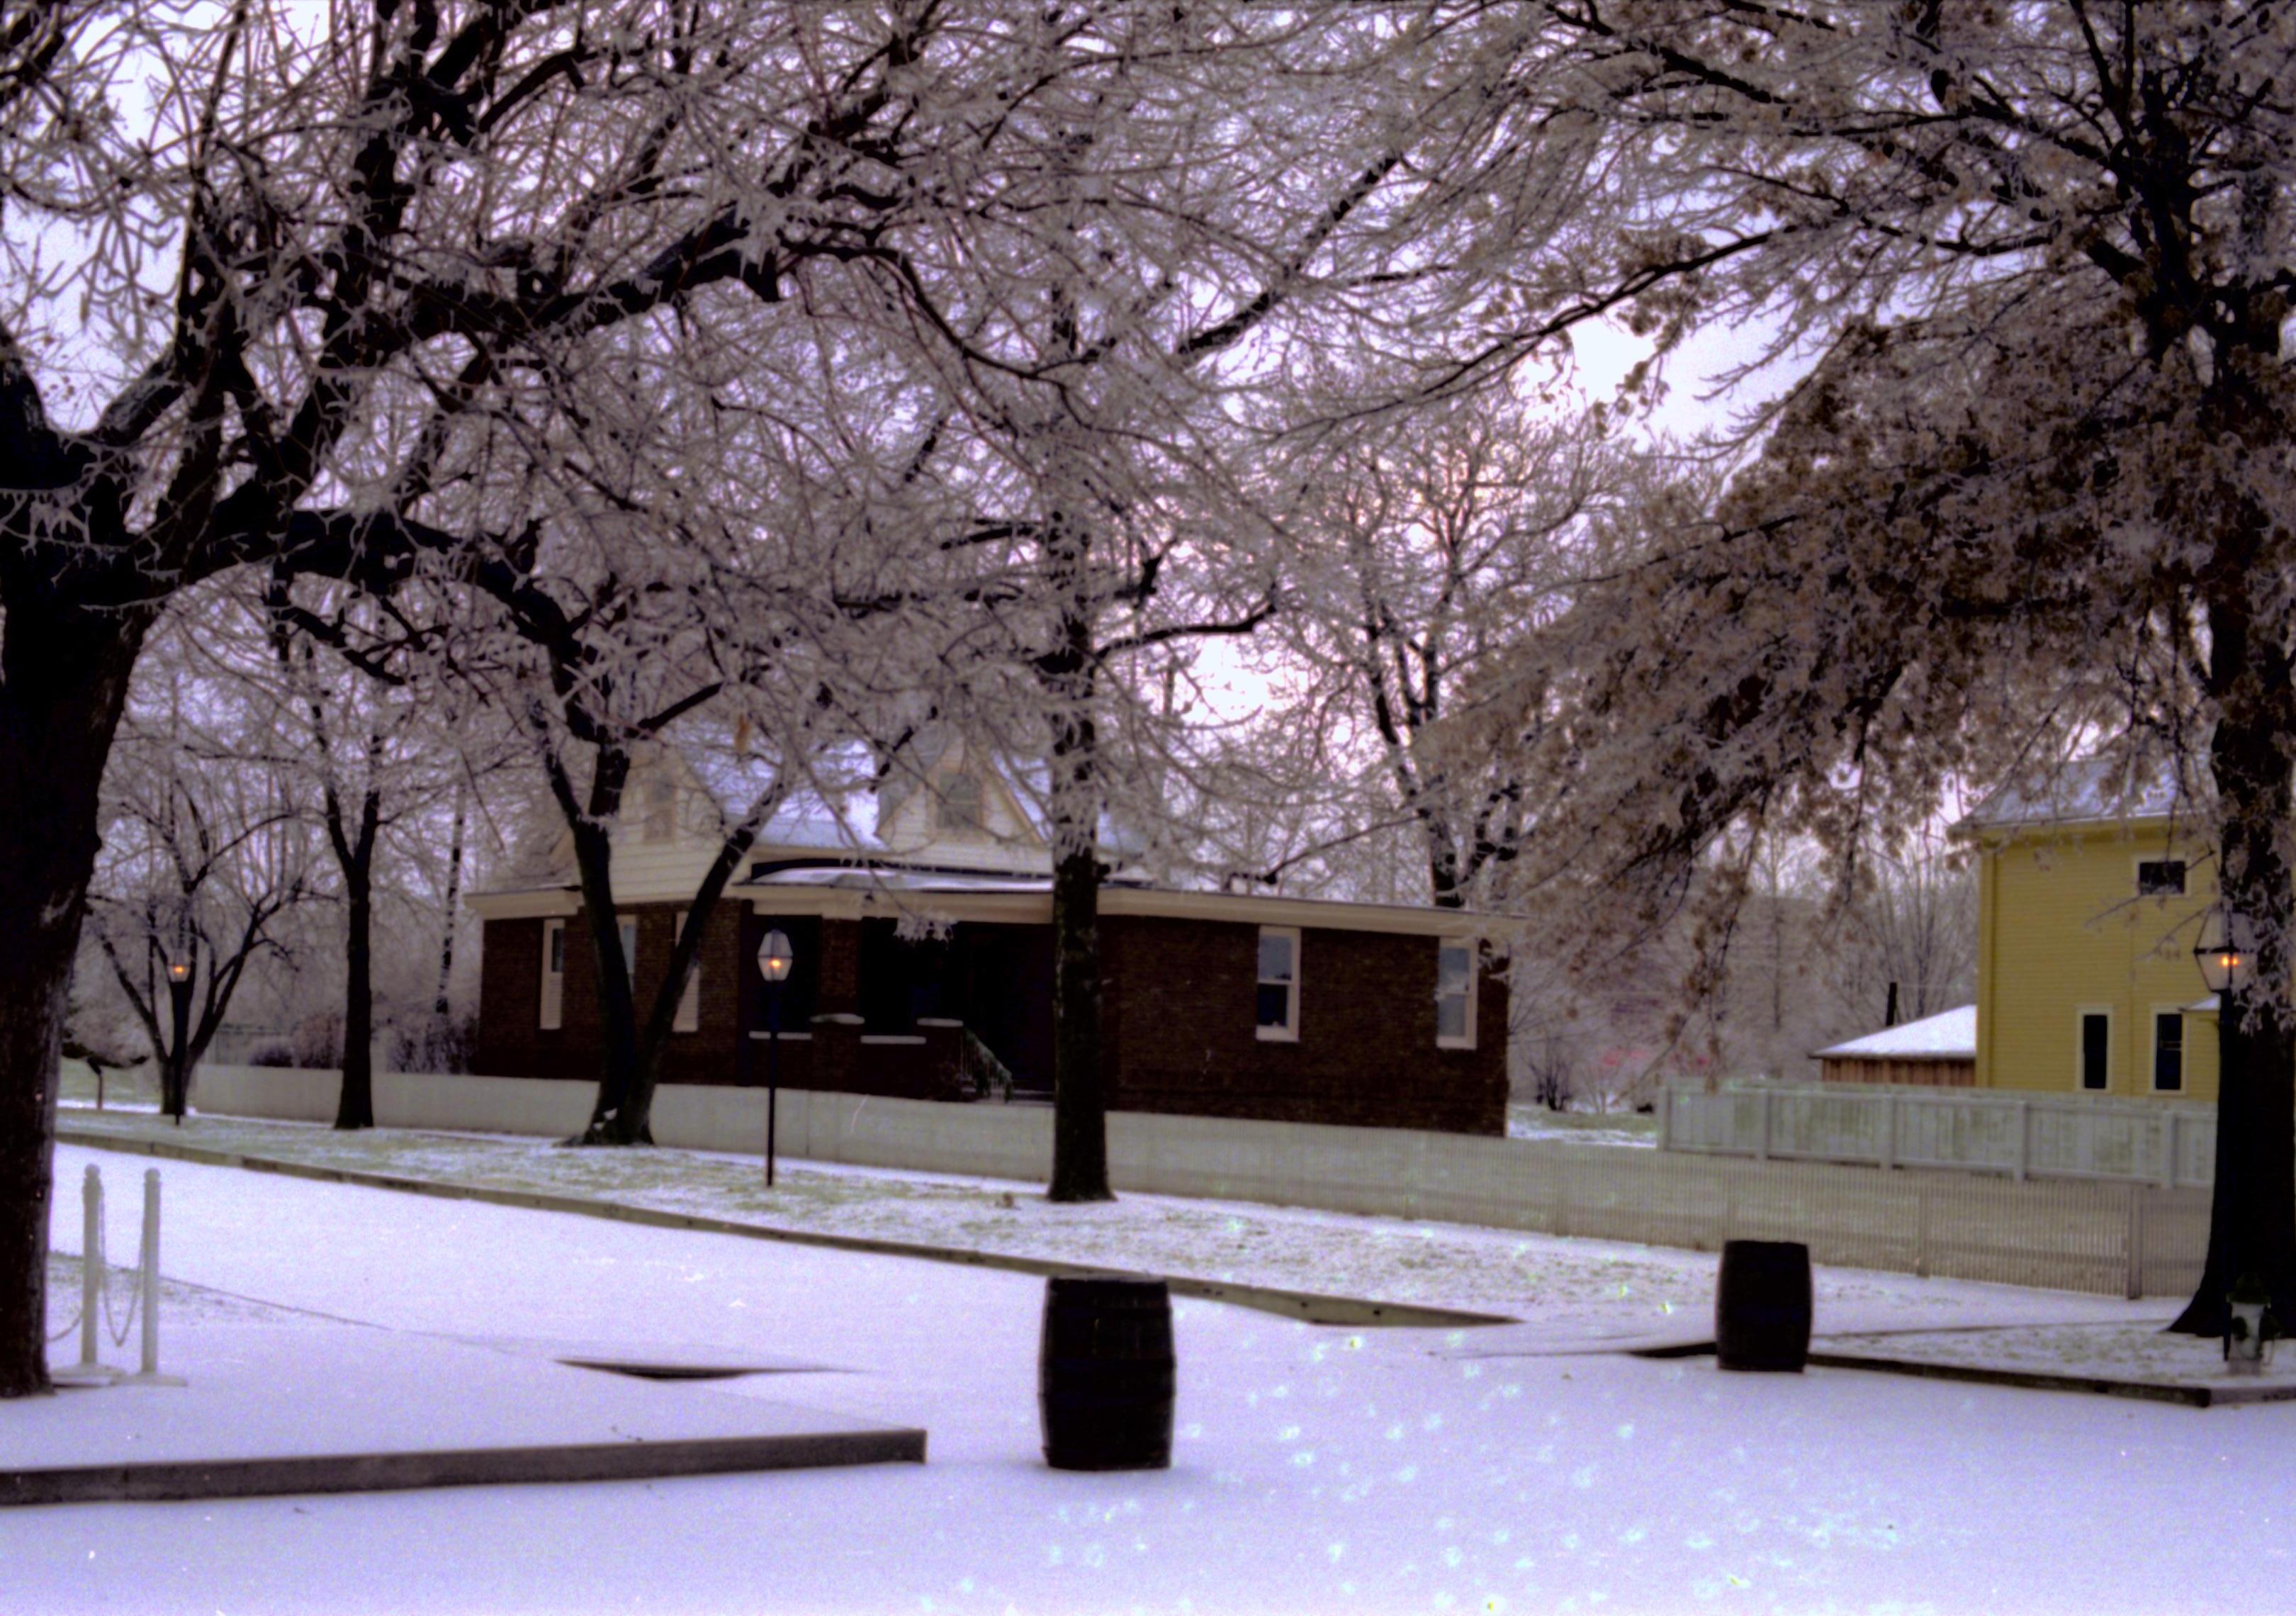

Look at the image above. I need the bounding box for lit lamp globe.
[167,960,191,984]
[2194,925,2253,997]
[758,929,794,984]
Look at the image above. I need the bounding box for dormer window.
[2137,859,2186,897]
[938,773,984,834]
[643,778,677,843]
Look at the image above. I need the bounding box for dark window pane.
[2137,860,2188,897]
[1438,944,1470,994]
[1256,983,1293,1029]
[1438,995,1468,1041]
[2154,1013,2183,1092]
[2081,1014,2108,1090]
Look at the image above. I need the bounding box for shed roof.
[1813,1004,1977,1061]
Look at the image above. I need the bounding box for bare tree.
[1270,396,1628,909]
[86,644,317,1119]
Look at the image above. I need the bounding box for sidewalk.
[14,1320,921,1507]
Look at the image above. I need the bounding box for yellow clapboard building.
[1957,761,2222,1101]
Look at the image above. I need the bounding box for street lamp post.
[757,928,795,1189]
[2196,910,2260,1350]
[164,958,193,1126]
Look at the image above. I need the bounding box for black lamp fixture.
[2195,910,2255,997]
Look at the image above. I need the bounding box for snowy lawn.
[57,1106,2139,1337]
[7,1140,2292,1615]
[1504,1106,1656,1148]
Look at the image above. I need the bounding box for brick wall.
[478,904,1507,1133]
[1103,915,1506,1135]
[474,903,750,1086]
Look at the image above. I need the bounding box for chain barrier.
[47,1164,166,1378]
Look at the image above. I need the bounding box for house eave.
[465,884,580,920]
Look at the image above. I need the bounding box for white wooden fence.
[180,1065,2211,1299]
[1660,1082,2217,1188]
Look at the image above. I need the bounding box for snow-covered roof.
[1813,1004,1977,1061]
[680,736,881,850]
[1954,758,2185,835]
[747,866,1052,894]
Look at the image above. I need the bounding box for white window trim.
[673,909,701,1033]
[1256,926,1300,1043]
[1436,938,1477,1050]
[2074,1004,2112,1092]
[2149,1004,2188,1094]
[539,919,565,1031]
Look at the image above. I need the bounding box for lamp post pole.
[165,959,193,1126]
[757,929,795,1189]
[2195,914,2258,1335]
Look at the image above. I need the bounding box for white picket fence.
[1659,1082,2218,1189]
[175,1065,2211,1299]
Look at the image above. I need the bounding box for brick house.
[468,734,1509,1134]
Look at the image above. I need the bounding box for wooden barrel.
[1038,1275,1176,1471]
[1715,1240,1811,1372]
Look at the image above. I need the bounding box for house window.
[2153,1012,2185,1093]
[539,919,565,1030]
[1256,927,1300,1041]
[938,773,984,834]
[2079,1011,2109,1092]
[643,779,677,843]
[1436,939,1476,1049]
[2137,859,2187,897]
[617,914,638,980]
[673,910,701,1033]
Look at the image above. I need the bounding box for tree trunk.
[1049,837,1110,1201]
[1045,689,1111,1203]
[434,779,467,1021]
[2171,579,2296,1334]
[570,807,653,1146]
[334,788,381,1131]
[0,594,152,1398]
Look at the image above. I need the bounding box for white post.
[2125,1184,2146,1300]
[2013,1099,2030,1182]
[2160,1112,2178,1189]
[77,1165,104,1374]
[137,1169,161,1379]
[1756,1089,1772,1162]
[1881,1092,1898,1172]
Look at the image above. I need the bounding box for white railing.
[1659,1081,2217,1188]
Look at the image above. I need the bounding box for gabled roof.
[674,735,880,850]
[1953,758,2186,836]
[1813,1004,1977,1061]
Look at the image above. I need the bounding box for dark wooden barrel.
[1715,1240,1811,1372]
[1039,1274,1176,1471]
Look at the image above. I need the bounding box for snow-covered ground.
[1504,1106,1657,1148]
[8,1138,2292,1613]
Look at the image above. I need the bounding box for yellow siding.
[1976,824,2219,1099]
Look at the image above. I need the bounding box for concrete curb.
[1801,1349,2296,1408]
[2,1427,926,1508]
[57,1126,1514,1331]
[1628,1339,2290,1408]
